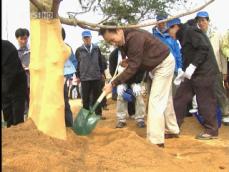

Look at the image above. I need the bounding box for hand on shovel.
[103,83,113,95]
[72,64,124,136]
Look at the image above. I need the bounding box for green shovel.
[72,66,121,136]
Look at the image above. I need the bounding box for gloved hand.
[178,68,183,75]
[184,64,196,79]
[131,83,142,97]
[174,69,185,86]
[117,84,127,96]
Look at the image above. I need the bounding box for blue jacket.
[64,48,77,78]
[152,27,182,73]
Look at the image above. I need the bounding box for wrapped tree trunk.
[29,0,70,140]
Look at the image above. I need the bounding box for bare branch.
[30,0,47,11]
[30,0,215,31]
[66,1,96,16]
[51,0,62,18]
[60,17,99,31]
[97,16,112,24]
[60,0,215,29]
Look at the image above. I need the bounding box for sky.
[2,0,229,52]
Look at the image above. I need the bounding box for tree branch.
[60,0,215,29]
[66,1,96,16]
[97,16,112,24]
[30,0,47,11]
[30,0,215,31]
[60,17,99,31]
[51,0,62,18]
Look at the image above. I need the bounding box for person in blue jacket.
[152,15,183,95]
[62,27,77,127]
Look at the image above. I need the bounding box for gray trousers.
[215,73,229,117]
[117,95,145,123]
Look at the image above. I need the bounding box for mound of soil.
[2,99,229,172]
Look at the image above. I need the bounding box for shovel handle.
[91,64,125,112]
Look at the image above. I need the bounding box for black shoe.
[165,133,179,139]
[137,121,146,128]
[156,143,165,148]
[116,122,126,128]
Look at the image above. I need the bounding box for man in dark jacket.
[75,30,105,119]
[100,23,180,148]
[167,18,219,140]
[15,28,30,116]
[109,48,146,128]
[195,11,229,126]
[2,40,27,127]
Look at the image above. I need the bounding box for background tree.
[71,0,188,24]
[97,40,113,60]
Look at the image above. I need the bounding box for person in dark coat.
[2,40,27,127]
[109,48,144,119]
[109,48,145,128]
[75,30,106,119]
[167,18,219,140]
[15,28,30,116]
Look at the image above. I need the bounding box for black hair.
[98,22,119,36]
[195,16,210,21]
[61,27,66,40]
[185,19,197,27]
[15,28,30,38]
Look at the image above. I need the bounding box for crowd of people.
[2,11,229,148]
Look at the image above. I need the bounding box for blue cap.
[82,30,92,37]
[196,11,209,18]
[156,15,168,21]
[166,18,181,29]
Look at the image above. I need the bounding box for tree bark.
[29,0,70,140]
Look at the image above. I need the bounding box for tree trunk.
[29,0,70,140]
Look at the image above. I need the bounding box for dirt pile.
[2,99,229,172]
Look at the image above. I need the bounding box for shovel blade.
[72,108,100,135]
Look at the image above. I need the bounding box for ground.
[2,98,229,172]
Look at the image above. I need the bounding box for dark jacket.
[18,46,30,68]
[176,25,219,83]
[112,29,170,86]
[2,40,27,98]
[109,48,145,85]
[75,44,104,81]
